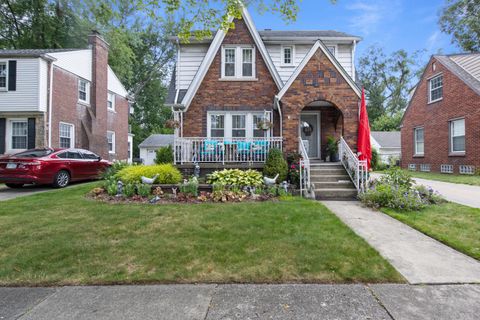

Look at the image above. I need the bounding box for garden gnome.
[116,180,124,197]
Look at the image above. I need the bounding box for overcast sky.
[249,0,458,63]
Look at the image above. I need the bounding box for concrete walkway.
[412,177,480,208]
[322,201,480,284]
[2,284,480,320]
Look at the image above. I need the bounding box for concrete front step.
[310,174,351,182]
[311,168,346,175]
[315,188,358,200]
[314,181,355,189]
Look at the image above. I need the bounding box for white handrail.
[338,137,368,193]
[298,137,311,197]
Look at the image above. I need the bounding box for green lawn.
[382,203,480,260]
[377,170,480,186]
[0,183,403,286]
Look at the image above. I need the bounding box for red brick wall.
[401,57,480,173]
[182,18,278,137]
[107,95,129,161]
[281,49,360,154]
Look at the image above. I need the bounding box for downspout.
[352,40,357,80]
[47,61,54,147]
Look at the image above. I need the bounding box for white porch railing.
[174,137,283,164]
[299,137,312,197]
[338,137,368,193]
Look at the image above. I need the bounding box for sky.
[249,0,459,64]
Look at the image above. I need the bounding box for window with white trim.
[0,61,7,90]
[59,123,74,148]
[221,46,255,79]
[11,120,28,149]
[450,118,465,153]
[107,92,115,110]
[414,127,424,155]
[107,131,115,154]
[429,75,443,102]
[78,79,90,103]
[208,112,271,138]
[210,114,225,138]
[282,46,293,65]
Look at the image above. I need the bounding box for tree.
[357,46,424,131]
[439,0,480,52]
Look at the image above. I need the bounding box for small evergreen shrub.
[101,160,130,180]
[263,148,288,182]
[123,183,136,197]
[136,184,152,197]
[155,145,174,164]
[116,164,182,184]
[207,169,263,187]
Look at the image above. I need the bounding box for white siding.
[0,58,42,112]
[108,66,128,98]
[337,44,352,77]
[177,44,209,90]
[38,59,48,112]
[50,50,92,81]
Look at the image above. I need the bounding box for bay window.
[221,46,255,79]
[450,118,465,153]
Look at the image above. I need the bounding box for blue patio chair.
[236,141,252,161]
[252,140,270,161]
[200,140,223,162]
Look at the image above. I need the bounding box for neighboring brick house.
[401,53,480,174]
[166,7,362,166]
[0,32,133,162]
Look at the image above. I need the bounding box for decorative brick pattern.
[401,57,480,173]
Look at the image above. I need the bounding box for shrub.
[136,184,152,197]
[106,181,118,196]
[101,160,130,180]
[123,183,136,198]
[207,169,263,187]
[116,164,182,184]
[180,176,199,197]
[371,148,379,170]
[155,145,174,164]
[263,148,288,182]
[380,167,413,189]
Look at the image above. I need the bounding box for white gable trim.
[277,40,361,100]
[180,6,283,110]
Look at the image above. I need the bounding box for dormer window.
[221,46,256,79]
[282,45,294,65]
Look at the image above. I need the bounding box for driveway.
[2,284,480,320]
[370,173,480,208]
[0,184,54,201]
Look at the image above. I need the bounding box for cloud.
[346,0,402,36]
[426,30,449,54]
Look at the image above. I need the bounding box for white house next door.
[300,113,321,159]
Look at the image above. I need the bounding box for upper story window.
[107,131,115,154]
[221,46,256,79]
[0,61,7,90]
[107,92,115,111]
[429,74,443,103]
[78,79,90,104]
[450,118,465,153]
[414,127,424,156]
[326,45,336,57]
[282,46,294,65]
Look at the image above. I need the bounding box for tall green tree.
[439,0,480,52]
[357,46,424,131]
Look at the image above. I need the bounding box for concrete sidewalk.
[1,284,479,320]
[322,201,480,284]
[412,177,480,208]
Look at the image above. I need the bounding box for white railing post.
[338,137,367,194]
[298,137,311,198]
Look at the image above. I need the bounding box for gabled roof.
[179,6,283,110]
[434,53,480,96]
[139,134,174,148]
[0,48,79,58]
[277,40,361,100]
[371,131,401,148]
[258,30,362,41]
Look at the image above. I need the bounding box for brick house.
[166,7,368,197]
[401,53,480,174]
[0,32,133,162]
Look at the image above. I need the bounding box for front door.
[300,113,320,159]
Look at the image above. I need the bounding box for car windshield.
[13,149,54,158]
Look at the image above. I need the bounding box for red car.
[0,148,111,188]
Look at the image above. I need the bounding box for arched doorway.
[300,100,344,161]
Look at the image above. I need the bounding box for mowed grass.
[382,203,480,260]
[402,170,480,186]
[0,183,403,286]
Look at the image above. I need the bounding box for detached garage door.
[145,148,156,165]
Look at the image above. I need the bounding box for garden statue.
[194,162,200,178]
[281,181,289,194]
[141,174,159,185]
[172,187,178,199]
[263,174,279,186]
[116,180,124,197]
[149,195,161,204]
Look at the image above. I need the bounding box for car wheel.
[5,183,23,189]
[53,170,70,188]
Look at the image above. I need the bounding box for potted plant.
[256,119,273,131]
[326,136,339,162]
[166,119,180,129]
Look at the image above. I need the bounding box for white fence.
[174,137,283,164]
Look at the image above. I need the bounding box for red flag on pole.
[358,88,372,169]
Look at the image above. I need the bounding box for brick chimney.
[88,30,109,159]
